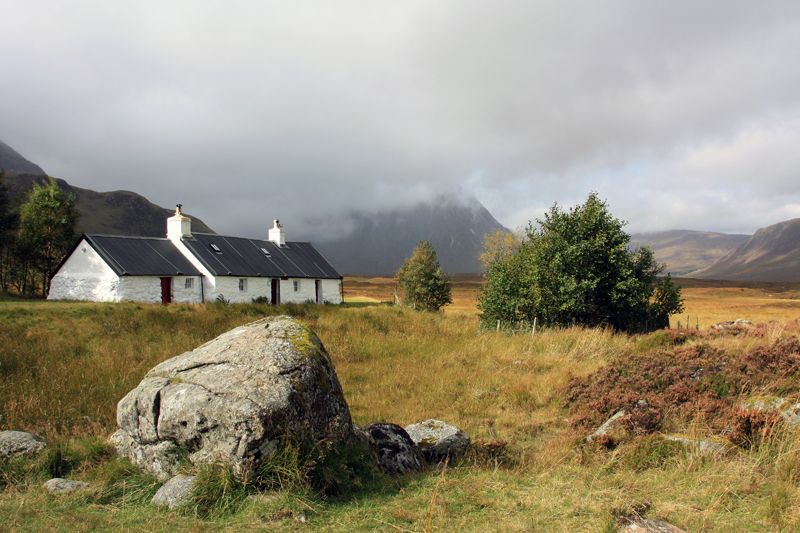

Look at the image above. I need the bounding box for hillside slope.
[630,230,751,276]
[694,218,800,282]
[5,174,215,237]
[0,140,46,176]
[314,194,508,275]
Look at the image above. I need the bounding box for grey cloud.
[1,1,799,239]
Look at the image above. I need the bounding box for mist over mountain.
[630,230,751,276]
[5,138,800,280]
[693,219,800,282]
[312,194,508,275]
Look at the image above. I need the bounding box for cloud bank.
[2,1,799,239]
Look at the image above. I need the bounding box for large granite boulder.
[112,316,354,480]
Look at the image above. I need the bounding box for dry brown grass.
[3,276,800,531]
[346,274,800,325]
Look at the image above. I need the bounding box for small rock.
[0,430,47,461]
[624,516,688,532]
[586,409,629,443]
[711,319,754,330]
[739,396,800,426]
[362,422,423,474]
[248,492,279,503]
[662,434,730,455]
[151,475,197,509]
[294,511,308,523]
[405,419,470,463]
[43,478,91,494]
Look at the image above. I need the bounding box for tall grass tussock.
[1,282,800,531]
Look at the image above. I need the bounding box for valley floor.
[2,279,800,532]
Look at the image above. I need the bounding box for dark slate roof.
[84,235,202,276]
[182,233,341,279]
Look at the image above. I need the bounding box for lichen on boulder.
[112,316,355,480]
[405,419,470,463]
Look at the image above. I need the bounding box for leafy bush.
[478,193,684,333]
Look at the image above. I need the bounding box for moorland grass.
[1,290,800,531]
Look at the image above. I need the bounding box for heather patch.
[564,332,800,436]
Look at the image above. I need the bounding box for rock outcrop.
[112,316,354,480]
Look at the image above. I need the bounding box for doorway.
[271,278,280,304]
[160,277,172,304]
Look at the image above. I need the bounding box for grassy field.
[1,277,800,532]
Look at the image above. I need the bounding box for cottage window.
[293,280,300,292]
[210,244,222,254]
[239,279,247,292]
[185,278,194,289]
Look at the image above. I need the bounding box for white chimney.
[269,219,285,246]
[167,204,192,241]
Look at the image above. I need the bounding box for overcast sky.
[2,1,799,240]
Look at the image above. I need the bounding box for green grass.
[2,300,800,531]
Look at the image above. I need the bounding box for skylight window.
[210,244,222,255]
[260,247,271,256]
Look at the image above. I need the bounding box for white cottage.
[48,207,343,304]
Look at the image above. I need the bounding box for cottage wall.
[116,276,203,304]
[279,278,340,304]
[206,277,341,304]
[320,279,342,304]
[209,277,273,304]
[48,239,120,301]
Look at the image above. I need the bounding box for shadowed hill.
[694,218,800,282]
[313,194,508,275]
[5,174,215,237]
[0,140,46,176]
[630,230,751,276]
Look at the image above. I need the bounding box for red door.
[271,279,280,304]
[160,277,172,304]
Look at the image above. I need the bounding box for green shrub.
[478,193,684,333]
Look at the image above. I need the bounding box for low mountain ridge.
[313,195,508,275]
[5,174,215,238]
[694,218,800,282]
[630,230,751,276]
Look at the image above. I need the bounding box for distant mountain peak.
[694,218,800,282]
[313,192,508,274]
